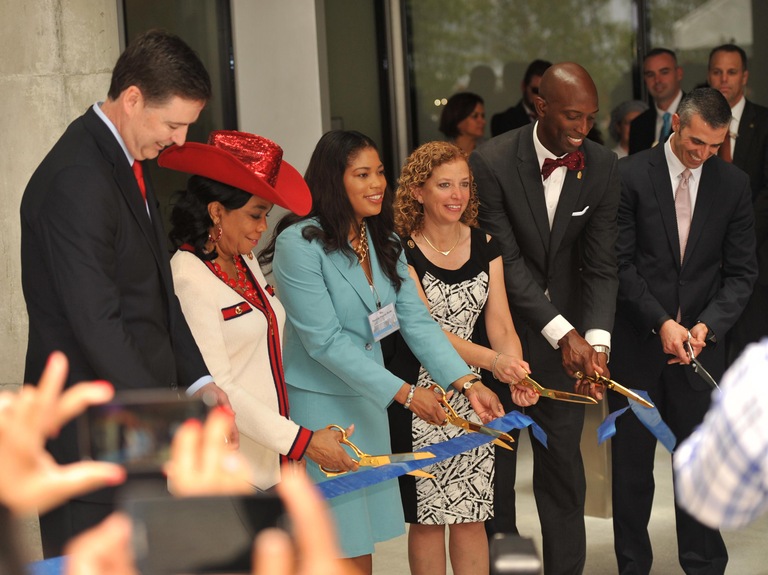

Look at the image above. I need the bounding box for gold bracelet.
[490,352,502,378]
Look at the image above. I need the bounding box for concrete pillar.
[0,0,119,395]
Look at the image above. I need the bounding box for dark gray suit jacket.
[613,144,757,387]
[21,107,209,465]
[734,99,768,202]
[470,124,620,347]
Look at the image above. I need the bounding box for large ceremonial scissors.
[519,374,598,404]
[429,384,515,450]
[684,340,720,390]
[319,424,436,478]
[573,371,655,408]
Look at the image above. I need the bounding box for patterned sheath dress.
[388,226,499,524]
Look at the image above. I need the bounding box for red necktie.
[541,151,585,180]
[132,160,147,200]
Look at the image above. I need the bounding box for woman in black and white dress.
[387,141,538,575]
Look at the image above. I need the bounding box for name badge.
[368,302,400,342]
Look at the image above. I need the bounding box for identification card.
[368,302,400,342]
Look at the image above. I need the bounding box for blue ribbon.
[317,410,547,499]
[597,389,677,453]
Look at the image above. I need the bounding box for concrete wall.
[0,0,119,393]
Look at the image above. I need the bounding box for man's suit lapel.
[734,100,756,165]
[549,156,584,263]
[326,242,378,313]
[649,146,683,266]
[516,129,550,250]
[82,109,169,281]
[684,159,718,268]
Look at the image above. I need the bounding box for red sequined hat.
[158,130,312,216]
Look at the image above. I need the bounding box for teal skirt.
[287,384,405,557]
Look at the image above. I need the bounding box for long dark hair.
[169,175,252,260]
[259,130,404,291]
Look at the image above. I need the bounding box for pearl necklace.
[421,229,461,256]
[212,256,259,301]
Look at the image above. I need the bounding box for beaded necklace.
[212,256,260,302]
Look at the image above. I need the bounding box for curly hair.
[394,141,478,237]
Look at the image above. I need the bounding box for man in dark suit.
[609,88,757,575]
[707,43,768,364]
[491,59,552,137]
[471,62,620,575]
[21,30,236,557]
[629,48,685,154]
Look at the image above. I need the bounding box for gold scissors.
[519,374,598,404]
[319,424,436,478]
[573,371,655,408]
[429,384,515,450]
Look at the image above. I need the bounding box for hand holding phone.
[78,389,207,473]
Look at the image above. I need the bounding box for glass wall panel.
[122,0,237,231]
[403,0,637,151]
[646,0,762,105]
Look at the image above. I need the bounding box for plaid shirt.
[674,340,768,529]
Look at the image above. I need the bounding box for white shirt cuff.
[585,329,611,349]
[185,375,214,397]
[541,315,575,349]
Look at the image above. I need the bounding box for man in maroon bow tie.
[470,62,620,575]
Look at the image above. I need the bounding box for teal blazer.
[273,219,470,409]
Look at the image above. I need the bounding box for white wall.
[231,0,329,176]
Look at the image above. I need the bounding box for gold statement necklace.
[352,221,369,263]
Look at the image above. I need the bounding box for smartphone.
[490,533,542,575]
[124,493,287,574]
[78,389,207,472]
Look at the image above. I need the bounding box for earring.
[208,223,223,244]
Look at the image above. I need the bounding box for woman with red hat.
[160,131,356,490]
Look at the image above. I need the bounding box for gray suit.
[470,123,620,575]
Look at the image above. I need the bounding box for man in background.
[706,43,768,364]
[629,48,685,154]
[491,59,552,137]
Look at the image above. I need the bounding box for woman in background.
[439,92,487,155]
[260,130,506,574]
[608,99,648,158]
[389,141,537,575]
[162,131,354,491]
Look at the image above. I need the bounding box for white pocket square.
[571,205,590,217]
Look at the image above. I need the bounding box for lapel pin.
[577,171,583,180]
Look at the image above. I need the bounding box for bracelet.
[403,384,416,410]
[490,352,502,378]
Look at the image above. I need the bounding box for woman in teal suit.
[260,131,505,574]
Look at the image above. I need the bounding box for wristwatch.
[592,344,610,362]
[461,377,482,395]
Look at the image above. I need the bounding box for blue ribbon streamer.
[317,410,547,499]
[596,389,677,453]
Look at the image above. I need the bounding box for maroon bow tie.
[541,151,585,180]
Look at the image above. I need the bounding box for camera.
[78,389,208,472]
[124,493,287,574]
